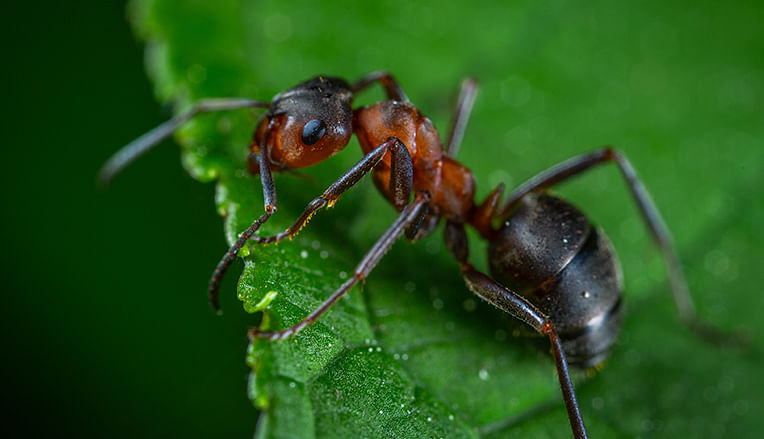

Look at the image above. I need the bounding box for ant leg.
[208,128,278,311]
[463,264,589,439]
[250,138,413,246]
[445,77,479,158]
[98,98,269,186]
[470,183,505,239]
[389,137,415,211]
[250,191,431,341]
[443,223,588,439]
[209,138,414,309]
[499,147,743,345]
[352,71,409,102]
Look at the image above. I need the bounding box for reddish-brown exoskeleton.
[101,72,740,439]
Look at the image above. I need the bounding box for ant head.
[251,76,354,171]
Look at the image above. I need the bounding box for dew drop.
[300,250,308,259]
[478,369,489,380]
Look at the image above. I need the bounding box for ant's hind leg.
[443,220,587,439]
[498,147,746,345]
[460,265,589,439]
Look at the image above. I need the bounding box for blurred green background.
[3,0,762,438]
[3,2,254,437]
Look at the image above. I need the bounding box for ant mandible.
[100,71,736,439]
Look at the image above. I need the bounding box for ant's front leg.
[251,137,412,246]
[99,95,273,311]
[248,139,420,340]
[209,138,413,310]
[208,121,281,310]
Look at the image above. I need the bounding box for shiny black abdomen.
[488,193,624,367]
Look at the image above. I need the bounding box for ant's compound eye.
[301,119,326,145]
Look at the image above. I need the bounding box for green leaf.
[132,0,763,437]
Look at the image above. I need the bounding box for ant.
[100,72,741,439]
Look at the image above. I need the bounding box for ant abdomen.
[489,193,624,367]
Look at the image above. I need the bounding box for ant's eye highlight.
[301,119,326,145]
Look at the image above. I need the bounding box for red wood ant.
[100,72,740,439]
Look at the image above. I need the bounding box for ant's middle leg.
[249,191,431,341]
[497,147,744,345]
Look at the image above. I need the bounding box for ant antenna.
[98,98,269,186]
